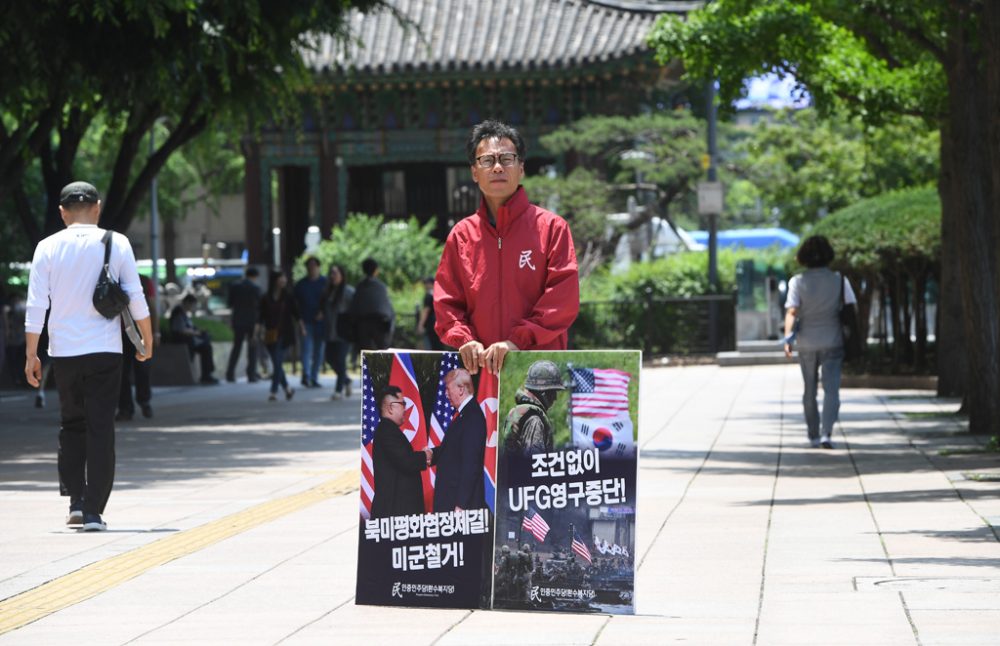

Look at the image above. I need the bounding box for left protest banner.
[355,350,493,608]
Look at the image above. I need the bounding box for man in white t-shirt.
[25,181,153,531]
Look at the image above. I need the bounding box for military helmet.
[524,360,565,391]
[521,543,532,552]
[501,545,511,554]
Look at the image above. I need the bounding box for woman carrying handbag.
[783,235,858,449]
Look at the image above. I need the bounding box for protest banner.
[491,350,641,614]
[355,350,493,608]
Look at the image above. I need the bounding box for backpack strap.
[101,230,113,268]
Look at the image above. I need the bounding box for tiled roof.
[305,0,696,77]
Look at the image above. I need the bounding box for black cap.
[59,181,100,206]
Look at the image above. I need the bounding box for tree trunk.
[936,184,966,396]
[942,9,1000,434]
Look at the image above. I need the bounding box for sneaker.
[809,439,821,448]
[248,375,260,383]
[344,382,352,398]
[35,394,45,408]
[140,403,153,418]
[67,501,84,526]
[820,440,834,449]
[82,513,106,532]
[268,393,277,402]
[200,376,220,385]
[331,391,343,401]
[285,387,295,401]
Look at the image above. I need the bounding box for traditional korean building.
[244,0,697,264]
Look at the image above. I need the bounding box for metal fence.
[569,294,737,355]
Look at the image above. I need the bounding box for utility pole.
[698,80,723,352]
[149,126,161,319]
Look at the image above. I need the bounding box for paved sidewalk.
[0,364,998,645]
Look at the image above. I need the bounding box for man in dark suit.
[371,385,431,518]
[431,368,487,512]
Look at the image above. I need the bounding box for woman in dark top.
[321,264,355,400]
[416,276,444,350]
[259,269,303,401]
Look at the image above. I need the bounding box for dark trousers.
[118,350,151,414]
[325,339,350,393]
[189,335,215,380]
[267,343,288,394]
[355,314,392,350]
[53,353,121,515]
[226,324,259,380]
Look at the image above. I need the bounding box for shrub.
[296,214,443,291]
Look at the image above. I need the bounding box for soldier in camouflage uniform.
[514,542,535,602]
[495,544,514,599]
[503,360,565,455]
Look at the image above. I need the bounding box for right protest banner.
[491,350,641,614]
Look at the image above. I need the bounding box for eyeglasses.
[475,153,519,169]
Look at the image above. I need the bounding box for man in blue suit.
[431,368,487,512]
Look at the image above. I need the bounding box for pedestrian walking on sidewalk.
[24,181,153,531]
[294,256,327,388]
[118,276,156,420]
[321,264,354,400]
[783,235,856,449]
[260,269,303,402]
[225,266,262,383]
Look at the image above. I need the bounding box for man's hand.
[423,447,433,466]
[25,354,41,387]
[459,340,485,374]
[783,342,793,359]
[136,316,155,362]
[482,340,518,375]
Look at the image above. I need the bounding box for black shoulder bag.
[93,230,131,319]
[839,273,863,362]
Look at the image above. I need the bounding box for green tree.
[0,0,383,247]
[733,109,938,229]
[650,1,999,434]
[523,111,706,273]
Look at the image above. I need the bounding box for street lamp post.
[149,126,161,318]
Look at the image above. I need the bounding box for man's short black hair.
[466,120,526,165]
[362,257,379,277]
[182,294,198,305]
[246,266,259,278]
[796,235,836,268]
[377,385,403,409]
[305,256,321,268]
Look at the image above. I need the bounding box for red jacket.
[434,186,579,350]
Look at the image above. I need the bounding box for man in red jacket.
[434,120,580,375]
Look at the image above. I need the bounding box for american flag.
[571,529,592,564]
[359,356,377,519]
[429,353,461,448]
[570,367,635,455]
[478,369,499,514]
[570,368,631,418]
[521,506,550,543]
[427,353,461,493]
